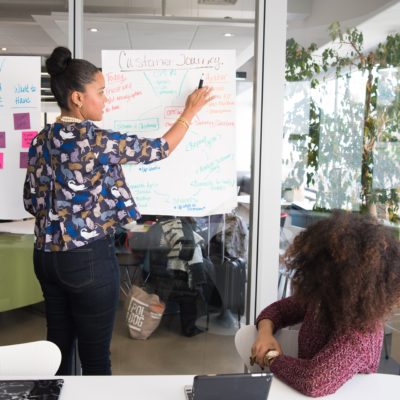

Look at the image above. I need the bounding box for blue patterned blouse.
[23,120,169,251]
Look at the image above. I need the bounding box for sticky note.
[0,132,5,148]
[13,112,31,130]
[19,152,28,168]
[0,153,3,169]
[22,131,37,148]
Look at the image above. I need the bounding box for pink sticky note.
[0,132,5,148]
[22,131,37,148]
[19,152,28,168]
[13,112,31,130]
[0,153,3,169]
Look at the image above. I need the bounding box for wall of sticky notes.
[0,56,41,219]
[102,50,237,217]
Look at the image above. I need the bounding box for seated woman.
[252,210,400,397]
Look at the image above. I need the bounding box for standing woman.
[23,46,212,375]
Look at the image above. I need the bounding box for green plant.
[284,23,400,220]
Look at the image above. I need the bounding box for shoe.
[182,326,204,337]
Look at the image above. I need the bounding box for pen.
[198,74,204,89]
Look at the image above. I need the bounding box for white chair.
[384,309,400,361]
[234,324,299,372]
[0,340,61,376]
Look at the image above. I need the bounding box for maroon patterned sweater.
[256,296,383,397]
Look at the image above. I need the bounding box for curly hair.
[285,210,400,333]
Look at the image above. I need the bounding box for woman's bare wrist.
[258,319,274,335]
[180,109,195,123]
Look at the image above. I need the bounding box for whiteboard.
[101,50,237,217]
[0,56,41,220]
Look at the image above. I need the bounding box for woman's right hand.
[162,86,214,153]
[182,86,214,119]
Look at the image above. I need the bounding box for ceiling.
[0,0,318,67]
[0,0,257,67]
[0,0,399,104]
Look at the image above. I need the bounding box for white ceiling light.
[1,47,7,51]
[224,33,234,37]
[89,28,99,33]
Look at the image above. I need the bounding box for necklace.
[56,115,83,123]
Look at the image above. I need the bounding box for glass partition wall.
[0,0,258,376]
[282,0,400,251]
[81,0,256,375]
[0,0,68,122]
[0,0,69,348]
[281,0,400,374]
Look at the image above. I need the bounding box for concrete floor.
[0,301,399,376]
[0,301,244,376]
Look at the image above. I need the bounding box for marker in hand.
[198,74,204,89]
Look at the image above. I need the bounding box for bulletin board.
[101,50,237,217]
[0,56,41,219]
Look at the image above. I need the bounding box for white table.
[3,373,399,399]
[0,219,34,234]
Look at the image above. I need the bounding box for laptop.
[0,379,64,400]
[184,373,273,400]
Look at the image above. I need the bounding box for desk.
[237,194,250,205]
[0,220,43,312]
[0,219,35,235]
[3,373,399,399]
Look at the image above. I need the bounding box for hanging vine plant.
[284,23,400,221]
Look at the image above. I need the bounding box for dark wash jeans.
[34,235,120,375]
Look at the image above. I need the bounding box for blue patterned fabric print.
[23,120,169,251]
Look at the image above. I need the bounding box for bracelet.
[176,117,190,129]
[176,120,189,129]
[263,350,280,366]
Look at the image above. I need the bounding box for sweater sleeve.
[269,327,382,397]
[256,296,306,332]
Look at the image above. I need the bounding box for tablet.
[185,372,273,400]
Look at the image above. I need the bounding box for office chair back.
[234,324,299,372]
[0,340,61,376]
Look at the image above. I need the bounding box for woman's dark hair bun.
[46,47,72,77]
[46,46,99,110]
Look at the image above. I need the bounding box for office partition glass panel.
[82,0,255,375]
[282,0,400,301]
[0,0,68,340]
[0,0,69,119]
